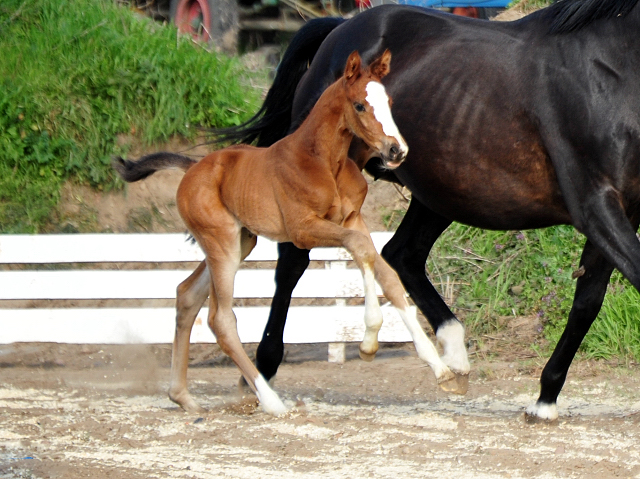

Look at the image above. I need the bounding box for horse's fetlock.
[168,387,206,413]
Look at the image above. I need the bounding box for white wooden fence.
[0,233,413,361]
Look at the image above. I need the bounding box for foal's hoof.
[438,373,469,395]
[169,391,207,414]
[359,349,377,362]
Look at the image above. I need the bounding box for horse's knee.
[210,316,241,357]
[176,284,197,312]
[347,234,376,270]
[212,330,235,358]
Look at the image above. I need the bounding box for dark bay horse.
[115,52,460,414]
[216,0,640,421]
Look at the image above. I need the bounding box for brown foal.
[114,51,454,415]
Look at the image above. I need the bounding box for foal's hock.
[114,51,456,415]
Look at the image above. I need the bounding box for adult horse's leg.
[169,261,210,413]
[525,189,640,419]
[255,242,310,381]
[381,199,471,384]
[526,240,615,421]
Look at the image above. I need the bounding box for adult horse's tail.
[112,153,196,182]
[213,17,345,147]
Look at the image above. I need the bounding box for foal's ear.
[344,51,362,84]
[370,49,392,79]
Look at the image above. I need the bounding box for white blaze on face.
[365,81,408,154]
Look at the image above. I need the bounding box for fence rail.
[0,233,413,359]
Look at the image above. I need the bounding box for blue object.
[398,0,510,8]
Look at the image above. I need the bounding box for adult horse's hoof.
[359,349,377,362]
[523,411,559,425]
[524,402,559,423]
[438,373,469,395]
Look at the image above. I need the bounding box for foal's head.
[342,50,408,169]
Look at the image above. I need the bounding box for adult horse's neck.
[287,80,353,175]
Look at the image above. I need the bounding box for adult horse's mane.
[535,0,639,33]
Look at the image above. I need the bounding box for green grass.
[508,0,552,12]
[425,222,640,362]
[555,273,640,362]
[0,0,262,232]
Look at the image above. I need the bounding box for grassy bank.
[0,0,261,232]
[428,223,640,362]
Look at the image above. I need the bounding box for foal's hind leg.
[170,229,258,412]
[169,261,210,413]
[200,230,287,416]
[526,240,614,421]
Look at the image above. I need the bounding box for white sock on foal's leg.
[360,265,383,360]
[396,307,453,382]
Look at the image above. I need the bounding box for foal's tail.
[112,152,196,183]
[212,17,345,147]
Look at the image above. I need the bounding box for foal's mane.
[532,0,639,33]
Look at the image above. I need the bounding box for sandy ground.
[1,342,639,479]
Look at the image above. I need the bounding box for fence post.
[327,260,348,363]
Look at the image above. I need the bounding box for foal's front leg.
[291,218,383,359]
[294,217,416,361]
[371,253,458,390]
[348,216,457,389]
[358,248,385,362]
[381,199,470,388]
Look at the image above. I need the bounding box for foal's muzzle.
[382,142,408,169]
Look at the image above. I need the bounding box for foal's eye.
[354,103,366,113]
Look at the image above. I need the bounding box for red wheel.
[172,0,212,42]
[452,7,479,18]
